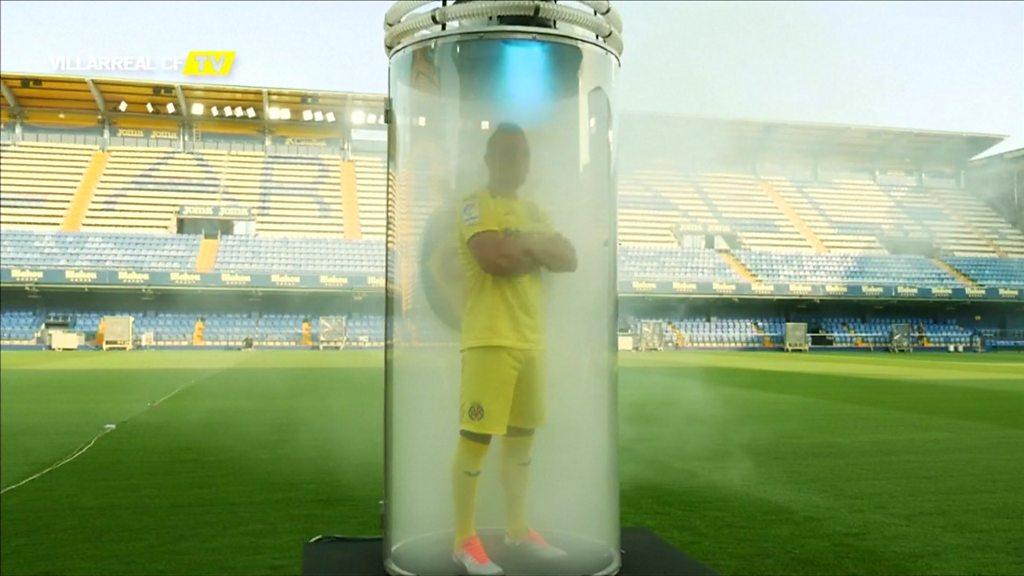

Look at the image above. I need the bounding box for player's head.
[485,122,529,192]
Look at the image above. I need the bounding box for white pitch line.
[1,377,199,495]
[0,426,116,495]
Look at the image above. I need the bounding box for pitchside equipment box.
[47,329,80,351]
[784,322,810,352]
[102,315,133,350]
[890,323,913,352]
[318,316,347,350]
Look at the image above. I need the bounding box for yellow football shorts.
[459,346,545,435]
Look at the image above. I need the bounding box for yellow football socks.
[453,435,490,545]
[501,434,534,539]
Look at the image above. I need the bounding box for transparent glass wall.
[385,33,619,575]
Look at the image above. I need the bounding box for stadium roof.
[969,146,1024,168]
[0,72,385,135]
[622,112,1005,167]
[0,72,1006,165]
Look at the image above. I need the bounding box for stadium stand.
[213,236,384,274]
[820,317,888,348]
[2,140,1015,301]
[0,309,39,342]
[616,170,809,249]
[2,76,1021,353]
[233,153,346,237]
[84,148,348,236]
[8,306,991,351]
[345,313,387,348]
[0,135,386,242]
[256,313,306,346]
[905,319,975,348]
[2,113,1018,284]
[352,154,387,239]
[618,166,1024,258]
[1,230,200,270]
[133,313,196,345]
[84,147,210,232]
[982,328,1024,350]
[662,317,783,348]
[819,317,973,348]
[0,142,98,230]
[618,246,740,282]
[2,146,1019,294]
[5,305,994,351]
[11,309,386,348]
[735,251,961,286]
[633,315,977,349]
[944,256,1024,287]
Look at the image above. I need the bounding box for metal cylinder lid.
[384,1,624,58]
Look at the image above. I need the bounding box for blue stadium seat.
[0,230,200,271]
[618,246,739,283]
[213,236,385,275]
[945,257,1024,288]
[736,251,962,286]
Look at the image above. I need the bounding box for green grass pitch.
[1,350,1022,575]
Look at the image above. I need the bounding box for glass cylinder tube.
[385,30,619,576]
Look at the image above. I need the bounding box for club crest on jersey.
[467,402,485,422]
[462,201,480,226]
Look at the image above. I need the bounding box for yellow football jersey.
[457,190,554,350]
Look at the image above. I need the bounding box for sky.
[1,1,1021,155]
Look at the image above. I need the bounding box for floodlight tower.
[382,2,623,574]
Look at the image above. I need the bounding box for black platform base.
[301,527,717,576]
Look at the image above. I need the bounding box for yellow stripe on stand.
[340,160,362,239]
[60,151,109,232]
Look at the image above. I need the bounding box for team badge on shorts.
[467,402,485,422]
